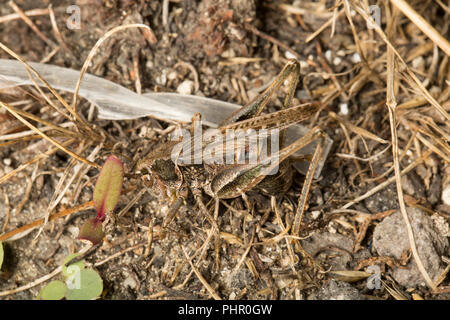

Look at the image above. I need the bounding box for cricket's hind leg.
[253,160,293,195]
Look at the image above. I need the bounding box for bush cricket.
[136,59,327,264]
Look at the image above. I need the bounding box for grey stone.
[373,207,449,287]
[301,232,370,270]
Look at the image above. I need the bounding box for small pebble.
[443,166,450,206]
[311,210,321,220]
[443,184,450,206]
[299,60,308,69]
[339,103,349,115]
[325,50,332,62]
[67,226,79,238]
[155,69,167,86]
[333,57,342,66]
[285,51,297,60]
[177,80,194,95]
[167,71,178,81]
[351,52,361,63]
[412,56,425,71]
[221,48,235,58]
[138,126,148,138]
[123,276,137,290]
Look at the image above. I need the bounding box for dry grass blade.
[382,281,408,300]
[329,270,371,283]
[386,41,436,290]
[0,138,74,185]
[350,1,450,123]
[0,7,49,24]
[292,133,325,237]
[0,100,99,168]
[0,41,87,125]
[390,0,450,56]
[415,132,450,163]
[2,102,79,138]
[48,4,73,58]
[329,112,389,144]
[339,149,432,210]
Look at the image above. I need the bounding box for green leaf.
[78,218,105,245]
[0,241,3,269]
[93,155,124,221]
[62,253,86,278]
[38,280,67,300]
[65,268,103,300]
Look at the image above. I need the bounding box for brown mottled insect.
[136,59,326,244]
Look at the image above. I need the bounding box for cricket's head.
[135,143,183,199]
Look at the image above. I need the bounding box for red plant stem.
[0,201,94,241]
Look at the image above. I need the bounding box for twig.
[0,8,49,24]
[336,144,391,162]
[162,0,169,27]
[132,52,142,95]
[117,188,147,217]
[230,226,255,276]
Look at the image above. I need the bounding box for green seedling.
[78,155,124,245]
[37,253,103,300]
